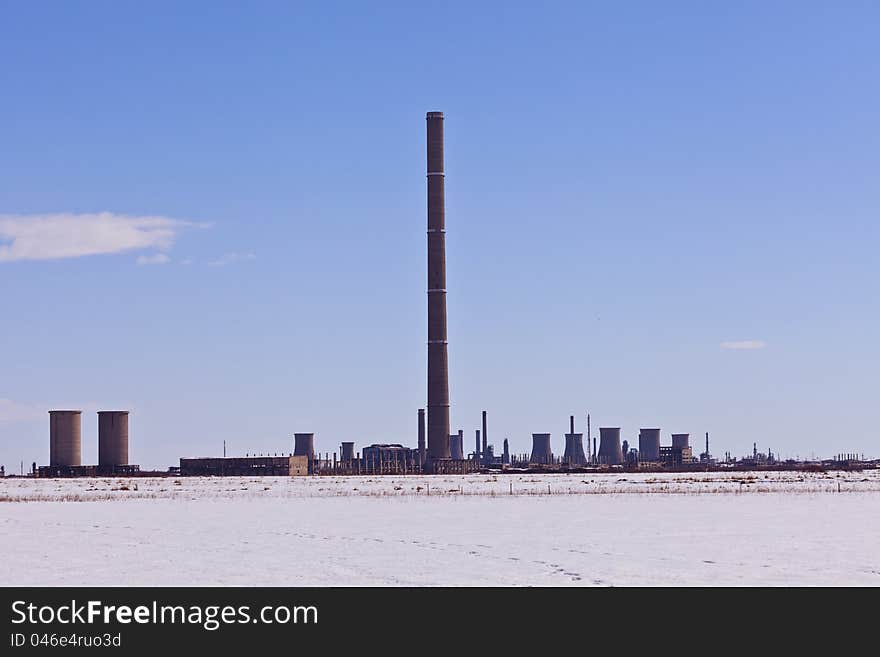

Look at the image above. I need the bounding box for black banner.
[0,586,870,652]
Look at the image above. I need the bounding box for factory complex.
[7,112,873,481]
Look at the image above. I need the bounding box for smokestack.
[417,408,426,466]
[597,427,623,465]
[481,411,488,461]
[503,438,509,464]
[705,432,709,458]
[426,111,451,467]
[588,413,594,463]
[529,433,553,465]
[475,429,481,460]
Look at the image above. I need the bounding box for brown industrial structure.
[180,455,308,477]
[426,111,451,470]
[98,411,129,467]
[39,410,139,477]
[49,410,82,467]
[293,432,315,472]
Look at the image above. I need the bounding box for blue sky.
[1,1,878,469]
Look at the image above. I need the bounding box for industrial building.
[180,455,308,477]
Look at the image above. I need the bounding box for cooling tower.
[426,111,451,465]
[639,428,661,462]
[597,427,623,465]
[672,433,690,449]
[529,433,553,464]
[49,410,82,467]
[563,434,587,465]
[450,431,464,460]
[417,408,426,466]
[98,411,129,466]
[340,442,355,462]
[293,433,315,461]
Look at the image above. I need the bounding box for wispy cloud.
[136,253,171,266]
[0,399,44,424]
[0,212,205,263]
[721,340,767,350]
[208,252,256,267]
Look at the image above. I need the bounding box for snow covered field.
[2,471,879,586]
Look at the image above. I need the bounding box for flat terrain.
[2,471,879,586]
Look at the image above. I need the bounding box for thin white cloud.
[136,253,170,266]
[208,252,256,267]
[0,212,205,262]
[0,399,44,425]
[721,340,767,350]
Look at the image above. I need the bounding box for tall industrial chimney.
[475,430,481,460]
[481,411,488,461]
[426,111,451,466]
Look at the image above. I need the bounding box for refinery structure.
[6,112,875,480]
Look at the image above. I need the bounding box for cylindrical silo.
[598,427,623,465]
[98,411,129,466]
[293,433,315,461]
[639,428,661,462]
[49,410,82,466]
[671,433,690,449]
[529,433,553,464]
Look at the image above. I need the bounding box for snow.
[2,471,879,586]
